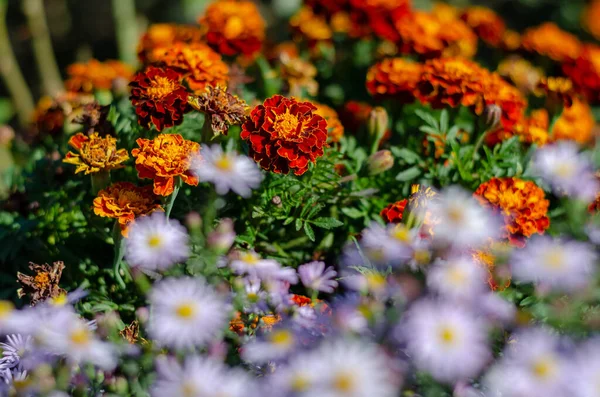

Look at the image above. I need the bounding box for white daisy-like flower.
[0,334,32,376]
[242,327,297,364]
[361,223,415,266]
[531,141,599,201]
[191,144,263,197]
[483,328,570,396]
[510,236,597,292]
[229,250,291,281]
[571,338,600,397]
[147,277,231,350]
[298,261,338,293]
[272,338,399,397]
[427,256,488,301]
[400,299,491,383]
[125,211,190,273]
[428,186,500,249]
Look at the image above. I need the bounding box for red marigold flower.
[132,134,201,196]
[348,0,411,41]
[241,95,328,176]
[65,59,133,94]
[521,22,582,62]
[366,58,422,103]
[129,66,189,132]
[198,0,265,57]
[381,199,408,223]
[137,23,204,63]
[474,177,550,246]
[460,6,505,47]
[563,44,600,104]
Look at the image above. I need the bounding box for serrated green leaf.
[295,218,303,231]
[303,222,315,241]
[311,217,344,229]
[396,166,421,181]
[283,217,294,225]
[341,207,363,219]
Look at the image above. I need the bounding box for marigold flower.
[499,29,521,51]
[17,261,66,306]
[536,77,575,108]
[474,177,550,245]
[241,95,328,176]
[279,55,319,97]
[431,2,460,22]
[460,6,505,47]
[137,23,203,63]
[304,0,349,14]
[313,102,344,143]
[497,56,543,95]
[290,7,333,45]
[129,66,189,132]
[348,0,412,41]
[381,199,408,223]
[552,98,594,145]
[563,44,600,104]
[366,58,422,103]
[188,86,248,136]
[132,134,200,196]
[583,0,600,40]
[482,76,527,131]
[93,182,163,235]
[65,59,133,93]
[521,22,582,62]
[512,109,550,146]
[63,132,129,175]
[31,93,95,139]
[158,43,229,93]
[198,0,265,57]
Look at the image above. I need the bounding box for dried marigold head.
[188,85,249,136]
[129,66,189,132]
[312,102,344,143]
[395,11,478,59]
[279,55,319,97]
[137,23,203,63]
[93,182,163,235]
[63,132,129,175]
[241,95,328,175]
[474,177,550,246]
[70,102,112,136]
[17,261,66,306]
[366,58,422,103]
[132,134,200,196]
[32,96,65,137]
[552,98,594,145]
[497,56,544,95]
[65,59,133,93]
[348,0,412,41]
[381,199,408,223]
[157,42,229,94]
[563,44,600,104]
[290,7,333,45]
[536,77,575,108]
[199,0,265,57]
[583,0,600,40]
[460,6,505,47]
[521,22,582,62]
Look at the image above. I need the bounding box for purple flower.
[298,261,338,293]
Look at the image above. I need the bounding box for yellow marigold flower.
[93,182,163,236]
[279,55,319,97]
[521,22,582,62]
[552,98,594,144]
[137,23,203,63]
[132,134,200,196]
[313,102,345,143]
[63,132,129,175]
[460,6,506,47]
[65,59,133,93]
[497,56,544,95]
[290,7,333,45]
[366,58,422,103]
[583,0,600,40]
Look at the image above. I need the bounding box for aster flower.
[460,6,505,46]
[129,66,189,132]
[0,334,33,378]
[531,142,599,201]
[298,261,338,293]
[521,22,582,62]
[132,134,200,196]
[124,212,190,273]
[426,256,488,302]
[229,250,282,280]
[360,222,416,267]
[191,145,263,197]
[147,277,230,349]
[188,86,248,136]
[93,182,162,236]
[62,132,128,175]
[312,102,344,143]
[571,338,600,397]
[241,95,328,176]
[366,58,422,103]
[137,23,204,63]
[16,261,66,306]
[198,0,265,57]
[510,236,597,292]
[399,299,491,383]
[65,59,133,93]
[242,327,298,364]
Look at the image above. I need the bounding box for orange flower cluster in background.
[137,23,204,63]
[63,132,129,175]
[279,55,319,97]
[93,182,163,236]
[460,6,505,47]
[241,95,328,176]
[65,59,133,94]
[583,0,600,40]
[313,102,345,143]
[563,44,600,104]
[290,7,334,46]
[474,177,549,245]
[366,58,421,103]
[132,134,200,196]
[497,56,544,95]
[551,98,594,144]
[521,22,582,62]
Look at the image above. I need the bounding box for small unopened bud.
[207,218,236,253]
[368,150,394,175]
[186,211,203,230]
[481,104,502,131]
[367,107,389,141]
[271,195,282,206]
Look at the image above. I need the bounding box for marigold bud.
[367,107,389,140]
[368,150,394,175]
[481,104,502,131]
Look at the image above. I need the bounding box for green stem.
[112,223,127,290]
[22,0,63,96]
[256,55,281,98]
[201,117,214,143]
[0,1,34,127]
[165,178,182,219]
[470,128,490,167]
[91,170,110,195]
[111,0,138,66]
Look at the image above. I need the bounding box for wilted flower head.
[298,261,338,293]
[62,132,129,175]
[188,86,248,136]
[521,22,582,62]
[65,59,133,93]
[17,261,66,306]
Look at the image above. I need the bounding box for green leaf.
[396,166,421,181]
[295,218,303,231]
[303,222,315,241]
[341,207,364,219]
[311,217,344,229]
[283,217,294,225]
[440,109,449,133]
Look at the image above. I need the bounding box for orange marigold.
[137,23,203,63]
[313,102,344,143]
[536,77,575,108]
[65,59,133,93]
[129,66,189,132]
[583,0,600,40]
[380,199,408,223]
[290,7,333,45]
[511,108,550,146]
[63,132,129,175]
[482,75,528,132]
[199,0,265,57]
[241,95,328,176]
[563,44,600,104]
[552,98,594,145]
[157,43,229,93]
[499,29,521,52]
[348,0,412,41]
[431,2,460,22]
[460,6,505,47]
[132,134,200,196]
[521,22,582,62]
[93,182,163,236]
[474,177,550,245]
[366,58,422,103]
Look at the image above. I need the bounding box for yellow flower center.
[532,356,557,380]
[70,328,91,346]
[392,225,411,242]
[555,162,575,178]
[447,266,467,286]
[438,325,456,345]
[147,234,163,248]
[543,249,564,270]
[273,111,301,139]
[34,272,51,289]
[175,302,196,319]
[366,273,386,290]
[0,300,14,319]
[224,16,244,39]
[413,249,431,265]
[50,293,68,306]
[269,330,293,347]
[215,155,234,171]
[291,375,310,392]
[447,206,464,223]
[147,76,177,100]
[333,372,354,392]
[181,382,197,397]
[241,252,259,265]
